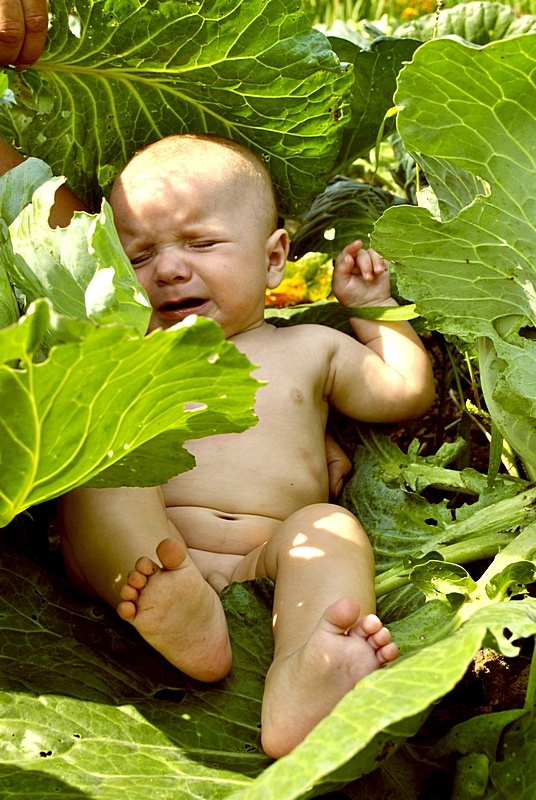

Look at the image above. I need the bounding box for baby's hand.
[332,240,392,308]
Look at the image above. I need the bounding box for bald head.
[111,134,279,236]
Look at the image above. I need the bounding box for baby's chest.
[237,325,332,419]
[256,355,325,408]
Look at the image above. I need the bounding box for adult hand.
[0,0,48,68]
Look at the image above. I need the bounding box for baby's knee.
[291,503,366,542]
[258,503,373,581]
[270,503,369,555]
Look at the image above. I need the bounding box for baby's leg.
[58,487,231,682]
[243,503,398,758]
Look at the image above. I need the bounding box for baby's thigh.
[256,503,373,578]
[231,504,371,584]
[229,542,269,584]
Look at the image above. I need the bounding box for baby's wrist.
[340,296,398,309]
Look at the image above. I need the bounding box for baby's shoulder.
[269,320,338,338]
[269,320,352,349]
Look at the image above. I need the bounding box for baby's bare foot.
[261,596,398,758]
[117,538,232,682]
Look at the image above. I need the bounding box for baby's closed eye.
[130,252,153,268]
[188,239,221,250]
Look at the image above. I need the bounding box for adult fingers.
[13,0,48,67]
[0,0,48,68]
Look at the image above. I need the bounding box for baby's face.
[111,155,286,338]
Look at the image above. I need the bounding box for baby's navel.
[291,388,305,404]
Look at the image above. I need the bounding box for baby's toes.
[120,582,140,602]
[367,625,392,650]
[134,555,158,577]
[355,613,383,638]
[126,568,148,590]
[377,641,399,665]
[117,599,137,622]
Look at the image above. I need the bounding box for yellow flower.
[401,7,419,18]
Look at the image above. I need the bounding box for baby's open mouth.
[160,298,207,312]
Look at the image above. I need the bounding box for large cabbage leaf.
[372,34,536,478]
[3,502,536,800]
[0,301,259,526]
[0,249,18,327]
[0,0,353,216]
[326,34,421,170]
[0,524,274,797]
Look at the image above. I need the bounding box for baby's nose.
[154,247,192,283]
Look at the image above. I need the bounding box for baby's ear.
[265,228,289,288]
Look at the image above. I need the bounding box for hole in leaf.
[183,401,207,412]
[519,326,536,340]
[424,518,438,526]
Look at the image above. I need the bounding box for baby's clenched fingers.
[364,248,389,277]
[354,248,381,281]
[375,256,389,275]
[333,239,364,267]
[333,251,355,278]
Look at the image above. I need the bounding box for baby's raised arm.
[328,240,435,423]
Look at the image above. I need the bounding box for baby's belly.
[166,504,281,555]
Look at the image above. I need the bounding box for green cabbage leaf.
[372,34,536,478]
[0,0,354,216]
[0,300,260,526]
